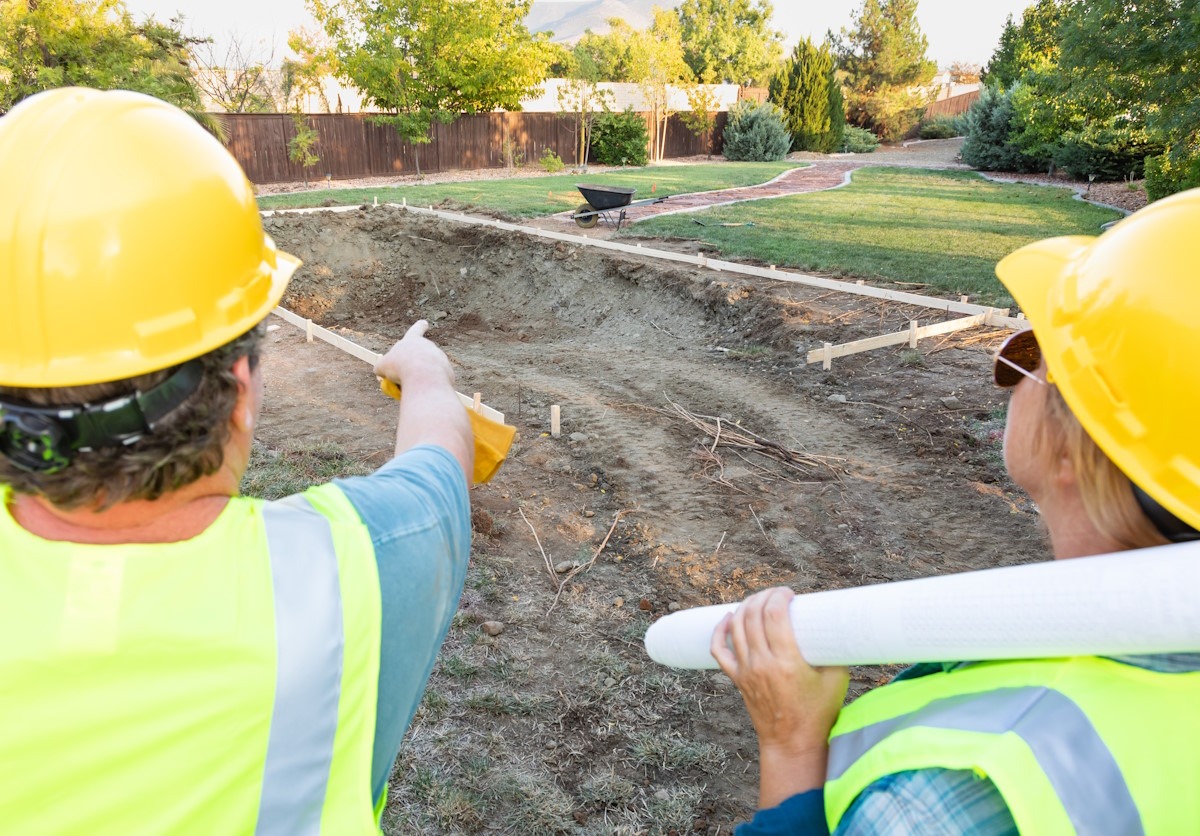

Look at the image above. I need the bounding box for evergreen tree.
[981,0,1065,89]
[768,38,842,153]
[831,0,937,142]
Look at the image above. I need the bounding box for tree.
[555,46,613,168]
[769,38,842,152]
[631,10,694,162]
[679,84,719,157]
[831,0,937,142]
[981,0,1065,89]
[308,0,554,174]
[193,33,277,113]
[0,0,217,135]
[287,113,320,186]
[676,0,783,86]
[281,27,337,112]
[574,25,636,82]
[947,61,981,84]
[579,14,693,162]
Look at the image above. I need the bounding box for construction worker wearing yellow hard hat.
[715,191,1200,834]
[0,87,473,831]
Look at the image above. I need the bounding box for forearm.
[758,741,829,810]
[393,374,473,482]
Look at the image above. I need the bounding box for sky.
[124,0,1032,70]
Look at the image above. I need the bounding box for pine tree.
[769,38,842,153]
[831,0,937,141]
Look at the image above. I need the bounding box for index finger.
[403,319,430,340]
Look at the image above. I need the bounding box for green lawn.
[257,162,803,215]
[623,168,1123,305]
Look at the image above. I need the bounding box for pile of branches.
[659,398,844,492]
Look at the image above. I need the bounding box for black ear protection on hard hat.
[0,360,204,474]
[1132,484,1200,544]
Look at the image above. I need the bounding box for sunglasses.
[993,329,1049,388]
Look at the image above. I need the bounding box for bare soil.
[255,206,1045,833]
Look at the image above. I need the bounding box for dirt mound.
[257,207,1044,832]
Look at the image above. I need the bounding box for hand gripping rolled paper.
[644,541,1200,669]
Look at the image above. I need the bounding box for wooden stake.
[908,320,919,348]
[473,392,482,413]
[959,295,969,304]
[822,342,833,371]
[305,319,314,343]
[551,405,561,437]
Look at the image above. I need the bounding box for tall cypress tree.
[769,38,843,152]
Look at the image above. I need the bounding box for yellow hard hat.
[0,88,300,387]
[996,188,1200,532]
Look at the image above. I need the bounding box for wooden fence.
[219,111,729,185]
[924,89,981,120]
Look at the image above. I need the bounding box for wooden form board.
[807,313,991,368]
[270,306,505,422]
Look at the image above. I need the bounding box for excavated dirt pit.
[256,206,1044,833]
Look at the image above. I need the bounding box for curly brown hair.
[0,325,264,510]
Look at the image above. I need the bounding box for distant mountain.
[527,0,683,43]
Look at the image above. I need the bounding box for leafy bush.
[588,108,649,167]
[960,84,1041,172]
[918,116,963,139]
[841,125,879,153]
[1145,148,1200,202]
[1051,122,1161,181]
[539,148,565,173]
[721,101,792,162]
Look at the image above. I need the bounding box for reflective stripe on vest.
[828,686,1143,835]
[256,496,345,835]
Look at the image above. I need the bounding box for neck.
[1038,487,1124,560]
[9,466,241,546]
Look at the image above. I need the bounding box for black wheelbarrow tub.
[576,184,636,211]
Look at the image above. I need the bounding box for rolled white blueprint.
[644,541,1200,668]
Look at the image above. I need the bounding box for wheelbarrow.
[571,184,669,231]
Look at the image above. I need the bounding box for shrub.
[1145,148,1200,202]
[588,108,649,167]
[721,101,792,162]
[918,116,962,140]
[539,148,565,173]
[1051,122,1162,182]
[841,125,879,153]
[959,84,1040,172]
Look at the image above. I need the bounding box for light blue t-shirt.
[332,444,472,803]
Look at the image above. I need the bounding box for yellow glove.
[379,378,516,485]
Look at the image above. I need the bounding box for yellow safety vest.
[825,657,1200,834]
[0,483,383,834]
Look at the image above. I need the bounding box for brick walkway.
[558,161,867,230]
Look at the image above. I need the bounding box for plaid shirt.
[735,654,1200,835]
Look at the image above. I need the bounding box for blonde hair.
[1039,386,1168,550]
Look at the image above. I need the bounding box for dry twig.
[518,506,556,589]
[547,509,636,615]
